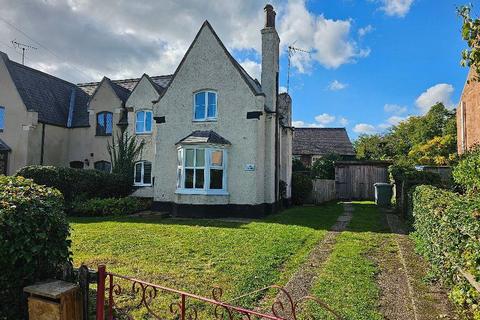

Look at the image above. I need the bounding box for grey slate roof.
[78,75,172,96]
[3,56,90,127]
[293,128,355,156]
[0,138,11,152]
[176,130,231,145]
[106,78,131,103]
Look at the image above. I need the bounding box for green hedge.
[72,197,152,216]
[291,172,313,205]
[453,146,480,195]
[413,185,480,319]
[16,165,132,202]
[0,176,70,319]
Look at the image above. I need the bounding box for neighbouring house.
[457,69,480,154]
[292,128,355,167]
[0,4,292,217]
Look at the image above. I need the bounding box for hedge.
[453,146,480,195]
[413,185,480,319]
[292,172,313,205]
[72,197,152,216]
[0,176,70,319]
[16,165,132,203]
[389,165,442,217]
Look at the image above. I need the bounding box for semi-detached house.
[0,5,293,217]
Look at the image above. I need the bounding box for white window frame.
[135,110,153,134]
[0,106,4,131]
[193,91,217,121]
[176,146,228,195]
[134,160,152,186]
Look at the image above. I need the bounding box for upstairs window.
[134,160,152,186]
[135,110,153,134]
[194,91,217,121]
[0,107,4,131]
[94,160,111,173]
[96,112,113,136]
[176,147,227,194]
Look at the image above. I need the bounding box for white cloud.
[353,123,377,134]
[279,86,288,93]
[415,83,454,114]
[292,120,305,127]
[339,117,349,126]
[278,0,370,71]
[292,120,323,128]
[386,115,406,125]
[358,25,374,37]
[384,103,407,115]
[239,59,261,80]
[314,113,336,125]
[377,0,414,18]
[327,80,348,91]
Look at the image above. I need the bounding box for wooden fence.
[310,179,336,204]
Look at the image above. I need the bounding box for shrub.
[292,158,308,172]
[0,176,70,319]
[72,197,152,216]
[311,153,341,180]
[16,166,132,203]
[291,172,313,205]
[453,146,480,194]
[413,185,480,319]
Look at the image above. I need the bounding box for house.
[457,69,480,154]
[292,128,355,167]
[0,4,292,217]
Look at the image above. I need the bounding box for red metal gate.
[95,265,342,319]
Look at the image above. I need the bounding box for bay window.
[177,147,227,194]
[194,91,217,121]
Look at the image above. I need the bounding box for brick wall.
[458,69,480,154]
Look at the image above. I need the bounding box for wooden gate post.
[96,265,106,320]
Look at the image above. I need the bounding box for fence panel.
[311,179,336,204]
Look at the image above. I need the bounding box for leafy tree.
[353,103,457,165]
[292,158,308,172]
[311,153,341,179]
[108,132,145,182]
[458,4,480,81]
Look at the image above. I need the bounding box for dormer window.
[194,91,217,121]
[135,110,153,134]
[96,111,113,136]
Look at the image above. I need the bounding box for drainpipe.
[40,123,45,165]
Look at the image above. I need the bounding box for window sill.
[192,119,217,123]
[135,132,153,136]
[96,134,112,137]
[134,183,152,187]
[175,189,228,196]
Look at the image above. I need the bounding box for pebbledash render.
[0,5,293,218]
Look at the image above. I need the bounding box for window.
[70,161,84,169]
[135,110,153,134]
[94,161,111,173]
[0,107,4,131]
[194,91,217,121]
[134,161,152,186]
[177,147,227,194]
[96,112,113,136]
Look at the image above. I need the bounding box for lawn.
[70,203,343,317]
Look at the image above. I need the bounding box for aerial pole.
[287,45,310,93]
[11,40,37,65]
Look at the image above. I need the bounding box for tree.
[459,5,480,81]
[354,134,389,160]
[107,132,145,181]
[311,153,341,179]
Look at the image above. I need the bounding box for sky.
[0,0,472,139]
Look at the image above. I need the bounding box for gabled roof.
[155,21,263,103]
[77,75,172,96]
[293,128,355,156]
[0,138,11,152]
[86,77,131,105]
[176,130,231,145]
[1,53,89,127]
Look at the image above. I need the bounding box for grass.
[306,202,389,320]
[70,202,343,317]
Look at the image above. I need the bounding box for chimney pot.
[264,4,276,28]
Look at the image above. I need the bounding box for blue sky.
[0,0,471,140]
[270,0,469,139]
